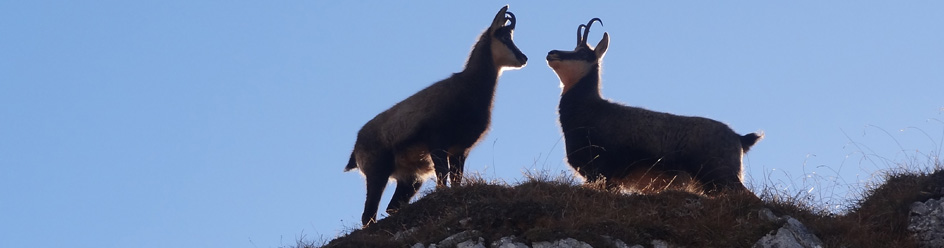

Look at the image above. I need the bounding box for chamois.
[546,18,763,195]
[345,6,527,226]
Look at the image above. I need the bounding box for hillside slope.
[319,168,943,247]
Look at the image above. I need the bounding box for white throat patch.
[547,59,593,94]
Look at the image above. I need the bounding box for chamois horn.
[506,11,516,29]
[576,24,586,46]
[582,18,603,46]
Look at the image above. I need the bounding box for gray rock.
[412,243,426,248]
[532,238,593,248]
[911,201,932,215]
[490,236,528,248]
[438,230,483,248]
[759,208,782,222]
[394,227,419,241]
[908,198,944,248]
[651,239,670,248]
[753,216,824,248]
[457,237,486,248]
[459,217,473,228]
[600,235,631,248]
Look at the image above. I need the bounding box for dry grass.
[315,165,943,247]
[767,166,944,247]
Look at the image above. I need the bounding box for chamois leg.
[448,150,468,186]
[692,164,745,196]
[362,173,390,226]
[431,149,450,188]
[581,170,619,191]
[386,176,423,214]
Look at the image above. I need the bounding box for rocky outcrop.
[399,208,832,248]
[531,238,592,248]
[909,197,944,248]
[401,198,944,248]
[752,208,824,248]
[490,236,528,248]
[406,234,675,248]
[326,169,944,248]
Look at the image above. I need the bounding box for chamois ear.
[594,32,609,60]
[490,5,510,31]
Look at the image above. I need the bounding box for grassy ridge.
[316,166,943,247]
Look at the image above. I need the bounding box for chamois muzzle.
[505,11,527,65]
[546,52,561,62]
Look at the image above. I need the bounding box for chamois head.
[487,6,528,70]
[546,18,609,93]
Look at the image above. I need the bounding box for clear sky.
[2,1,942,247]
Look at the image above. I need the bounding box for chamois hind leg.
[431,149,450,188]
[385,145,430,214]
[385,175,423,214]
[359,153,394,226]
[691,162,746,196]
[362,173,390,226]
[448,147,469,186]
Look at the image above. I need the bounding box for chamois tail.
[740,132,764,153]
[344,151,357,172]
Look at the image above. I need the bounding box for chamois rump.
[546,18,763,195]
[345,6,528,226]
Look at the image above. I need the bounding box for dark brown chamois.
[546,18,762,195]
[345,6,527,226]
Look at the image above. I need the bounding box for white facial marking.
[491,39,523,70]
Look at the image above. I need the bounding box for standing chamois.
[546,19,762,195]
[345,6,528,226]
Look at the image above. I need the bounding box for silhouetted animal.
[546,18,762,195]
[345,6,528,226]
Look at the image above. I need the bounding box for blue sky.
[2,1,942,247]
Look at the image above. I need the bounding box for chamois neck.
[561,66,603,103]
[459,32,500,82]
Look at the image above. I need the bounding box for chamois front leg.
[431,149,450,188]
[581,168,620,191]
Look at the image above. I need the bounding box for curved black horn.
[582,18,603,45]
[576,24,587,46]
[505,11,516,29]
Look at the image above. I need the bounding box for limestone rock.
[394,227,419,241]
[438,230,483,248]
[908,198,944,248]
[599,235,632,248]
[490,236,528,248]
[457,237,486,248]
[753,216,824,248]
[531,238,592,248]
[651,239,672,248]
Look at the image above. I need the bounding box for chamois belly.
[392,143,435,181]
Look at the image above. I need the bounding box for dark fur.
[345,6,526,226]
[550,19,762,195]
